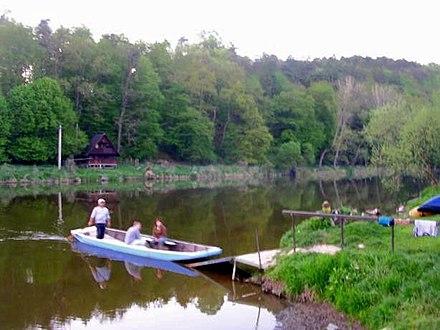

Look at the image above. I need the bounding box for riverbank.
[266,191,440,329]
[0,164,276,186]
[0,164,386,186]
[295,166,388,182]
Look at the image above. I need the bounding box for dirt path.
[274,302,364,330]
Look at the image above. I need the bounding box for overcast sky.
[1,0,438,64]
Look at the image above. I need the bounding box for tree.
[0,94,10,162]
[268,86,325,163]
[7,78,86,162]
[273,141,302,170]
[120,55,164,159]
[219,84,272,164]
[0,17,44,95]
[97,35,163,157]
[332,76,359,167]
[167,107,215,163]
[161,85,215,162]
[307,82,337,166]
[366,99,440,183]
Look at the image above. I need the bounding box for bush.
[273,141,302,171]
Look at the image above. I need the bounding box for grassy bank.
[0,164,387,187]
[295,166,388,182]
[269,203,440,328]
[0,164,275,185]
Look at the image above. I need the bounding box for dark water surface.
[0,178,422,329]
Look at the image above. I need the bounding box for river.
[0,178,422,329]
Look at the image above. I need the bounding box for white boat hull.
[71,227,222,262]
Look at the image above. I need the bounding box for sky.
[1,0,439,64]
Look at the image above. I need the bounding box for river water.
[0,178,422,329]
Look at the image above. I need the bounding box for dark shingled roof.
[85,133,119,157]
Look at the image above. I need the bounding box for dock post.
[340,218,345,248]
[232,258,237,281]
[291,214,296,253]
[255,229,262,270]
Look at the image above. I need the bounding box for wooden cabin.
[81,133,119,168]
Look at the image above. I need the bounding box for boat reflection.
[71,241,199,279]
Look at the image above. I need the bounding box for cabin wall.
[87,156,118,168]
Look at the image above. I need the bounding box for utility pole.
[58,125,62,170]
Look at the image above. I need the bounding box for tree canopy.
[1,16,440,171]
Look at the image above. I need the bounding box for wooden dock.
[188,208,385,280]
[187,249,282,280]
[234,249,280,270]
[187,250,280,270]
[187,244,341,280]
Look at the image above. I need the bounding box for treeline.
[1,16,440,172]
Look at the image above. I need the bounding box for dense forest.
[1,16,440,178]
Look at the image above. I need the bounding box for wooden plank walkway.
[188,244,341,280]
[185,256,234,269]
[234,249,280,270]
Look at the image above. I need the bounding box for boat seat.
[144,237,177,246]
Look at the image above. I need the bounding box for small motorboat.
[70,226,222,262]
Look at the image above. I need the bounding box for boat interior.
[83,228,209,252]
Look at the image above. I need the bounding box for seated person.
[322,201,332,213]
[322,201,335,226]
[152,217,167,244]
[125,220,145,245]
[144,166,155,180]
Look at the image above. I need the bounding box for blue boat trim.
[71,241,199,277]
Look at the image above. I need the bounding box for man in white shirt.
[88,198,111,239]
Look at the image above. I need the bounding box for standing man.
[88,198,111,239]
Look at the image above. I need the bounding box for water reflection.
[125,262,142,281]
[86,257,112,289]
[0,178,424,329]
[71,241,199,278]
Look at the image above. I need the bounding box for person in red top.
[152,217,167,245]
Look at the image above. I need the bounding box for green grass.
[271,216,440,329]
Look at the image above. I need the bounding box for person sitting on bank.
[88,198,111,239]
[322,201,332,214]
[152,217,167,244]
[144,166,155,180]
[322,200,336,226]
[125,220,145,245]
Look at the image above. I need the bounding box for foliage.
[0,17,44,95]
[7,78,87,162]
[0,94,10,162]
[273,141,302,170]
[367,101,440,184]
[1,17,440,168]
[166,107,215,163]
